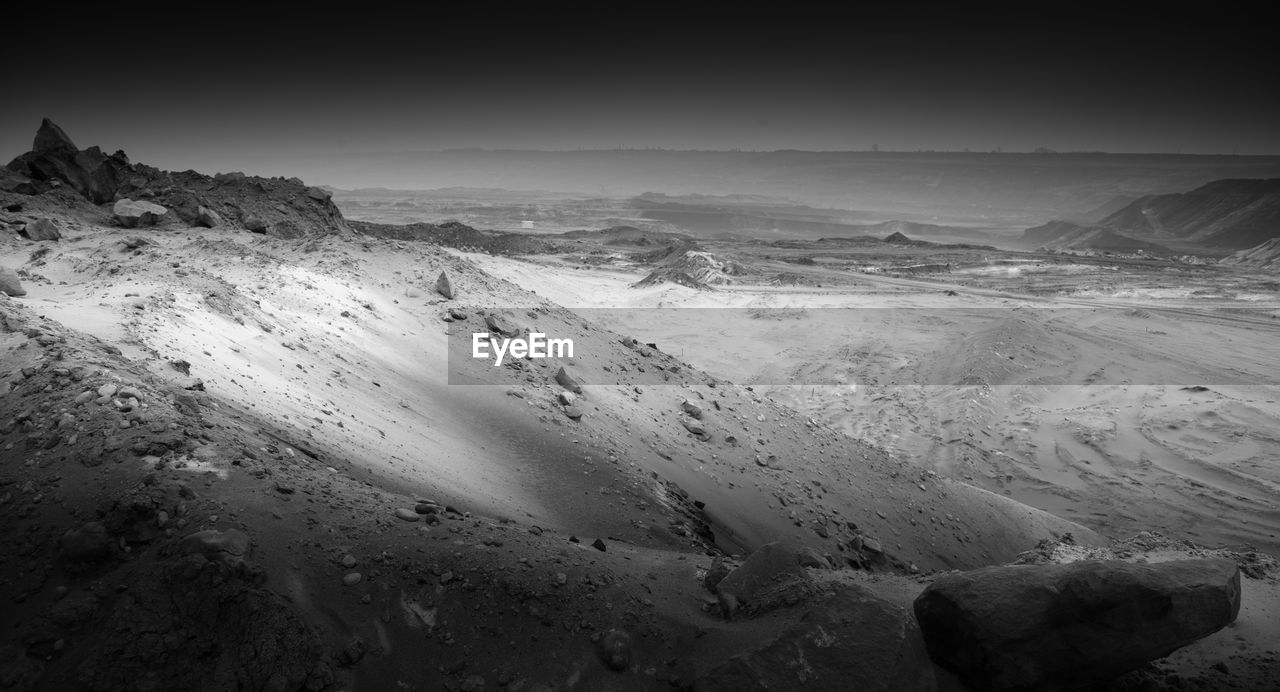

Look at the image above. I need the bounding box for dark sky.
[5,7,1277,178]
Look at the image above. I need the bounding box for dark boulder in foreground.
[913,559,1241,691]
[696,585,937,691]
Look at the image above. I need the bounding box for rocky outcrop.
[113,199,168,228]
[913,559,1241,691]
[7,118,132,204]
[696,585,937,691]
[6,119,351,237]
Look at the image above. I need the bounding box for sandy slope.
[4,219,1278,690]
[461,252,1280,557]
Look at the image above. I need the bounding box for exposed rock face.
[8,118,131,204]
[113,199,168,227]
[0,266,25,296]
[33,117,77,152]
[695,586,937,691]
[23,217,62,241]
[912,559,1242,691]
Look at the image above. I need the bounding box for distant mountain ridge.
[1093,178,1280,248]
[1220,237,1280,271]
[1022,178,1280,251]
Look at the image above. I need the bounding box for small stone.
[343,572,362,586]
[341,554,358,568]
[97,383,118,397]
[394,508,420,522]
[592,538,607,552]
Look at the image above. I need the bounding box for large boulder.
[23,217,61,241]
[0,266,25,297]
[113,198,168,228]
[695,585,937,691]
[913,559,1241,691]
[715,541,829,606]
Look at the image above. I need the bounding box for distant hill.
[1093,178,1280,249]
[1022,220,1170,253]
[291,149,1280,226]
[1220,237,1280,271]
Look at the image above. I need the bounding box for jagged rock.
[682,399,703,418]
[563,405,583,420]
[33,117,76,152]
[0,266,25,297]
[214,171,246,183]
[113,198,167,228]
[195,205,222,228]
[23,217,61,241]
[695,586,937,692]
[913,559,1242,691]
[8,118,130,203]
[436,270,454,299]
[558,391,576,405]
[715,542,829,607]
[555,366,583,394]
